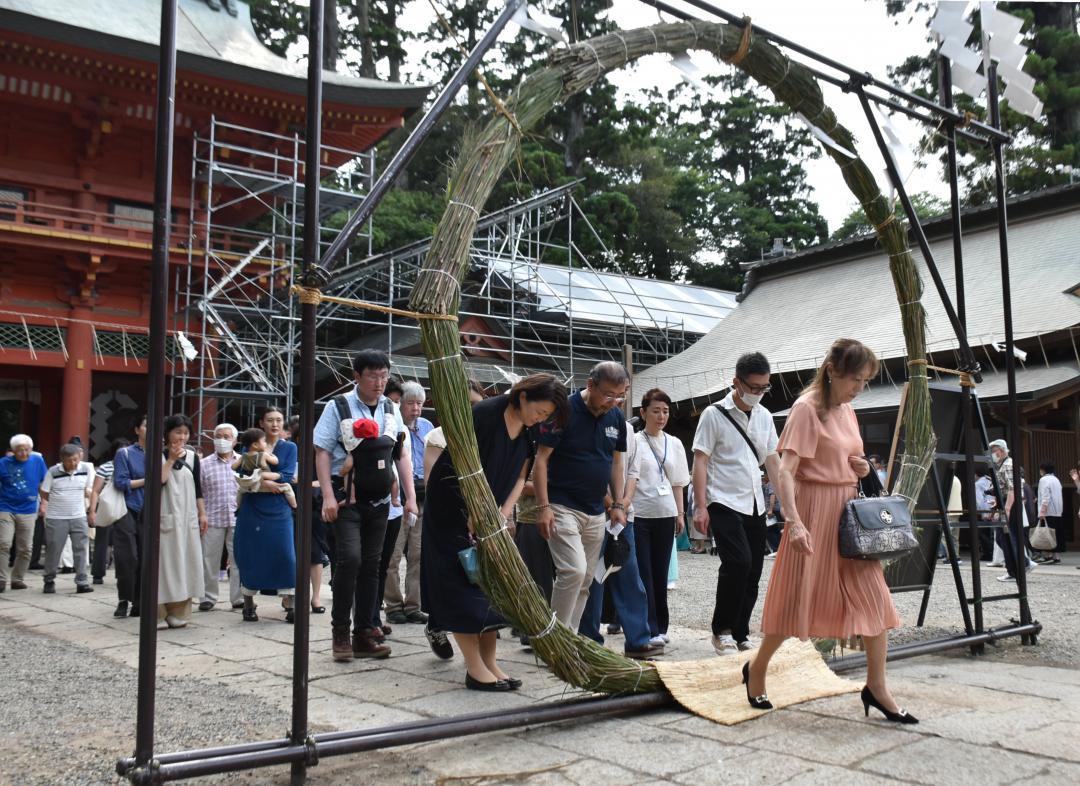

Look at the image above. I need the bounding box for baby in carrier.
[233,427,297,509]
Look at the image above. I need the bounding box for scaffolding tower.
[172,119,734,438]
[171,117,374,433]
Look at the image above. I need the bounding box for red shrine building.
[0,0,426,459]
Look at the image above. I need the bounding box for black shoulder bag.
[838,457,918,560]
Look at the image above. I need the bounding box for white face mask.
[214,438,235,455]
[738,390,763,408]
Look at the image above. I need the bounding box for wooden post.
[885,382,909,491]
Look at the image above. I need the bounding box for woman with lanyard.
[632,388,690,645]
[233,406,298,623]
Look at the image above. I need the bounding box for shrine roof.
[0,0,429,109]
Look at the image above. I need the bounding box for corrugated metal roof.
[0,0,429,108]
[486,258,738,335]
[635,203,1080,403]
[773,361,1080,416]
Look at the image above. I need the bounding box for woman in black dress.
[421,374,567,691]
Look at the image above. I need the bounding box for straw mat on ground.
[654,640,859,725]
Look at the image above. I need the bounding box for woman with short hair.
[156,414,208,629]
[420,374,567,691]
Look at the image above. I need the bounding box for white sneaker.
[997,574,1016,583]
[988,561,1005,567]
[667,581,678,590]
[712,633,738,655]
[658,633,671,644]
[649,635,666,647]
[737,637,757,651]
[764,551,777,559]
[165,614,188,628]
[156,619,169,631]
[1026,560,1037,573]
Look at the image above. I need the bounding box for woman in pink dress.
[745,338,917,724]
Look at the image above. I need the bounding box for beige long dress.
[157,449,205,622]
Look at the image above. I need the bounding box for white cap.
[988,439,1009,453]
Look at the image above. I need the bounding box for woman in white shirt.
[632,389,690,644]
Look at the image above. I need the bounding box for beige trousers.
[546,503,607,631]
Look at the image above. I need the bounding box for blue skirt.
[233,493,296,590]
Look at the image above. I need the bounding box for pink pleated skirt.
[761,480,901,640]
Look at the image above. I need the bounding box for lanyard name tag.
[657,482,671,496]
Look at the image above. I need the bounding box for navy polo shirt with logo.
[541,390,627,515]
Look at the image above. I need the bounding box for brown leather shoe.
[332,627,353,661]
[352,629,391,659]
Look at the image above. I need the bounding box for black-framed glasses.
[737,377,772,395]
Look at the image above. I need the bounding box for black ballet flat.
[503,676,522,690]
[861,686,918,724]
[742,661,773,710]
[465,672,510,692]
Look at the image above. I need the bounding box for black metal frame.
[119,3,1039,783]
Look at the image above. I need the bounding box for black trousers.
[513,521,555,602]
[330,502,389,634]
[708,502,766,641]
[634,516,675,636]
[372,514,402,627]
[997,518,1024,577]
[113,508,143,604]
[91,525,111,580]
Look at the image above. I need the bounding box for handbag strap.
[713,403,763,467]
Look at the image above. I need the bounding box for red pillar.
[60,307,94,448]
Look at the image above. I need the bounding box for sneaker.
[165,614,187,628]
[997,574,1016,583]
[425,624,454,660]
[386,610,408,625]
[405,609,429,624]
[114,601,129,618]
[988,561,1005,567]
[712,634,738,655]
[92,577,104,585]
[43,581,55,594]
[658,633,671,644]
[198,600,215,611]
[764,551,777,560]
[649,635,666,647]
[332,627,353,661]
[667,582,678,590]
[737,637,757,651]
[606,624,622,635]
[76,584,94,594]
[156,619,169,631]
[625,643,664,660]
[352,630,391,659]
[129,605,140,618]
[1026,560,1037,573]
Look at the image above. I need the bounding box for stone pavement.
[1,554,1078,785]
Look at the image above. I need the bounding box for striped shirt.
[200,451,239,529]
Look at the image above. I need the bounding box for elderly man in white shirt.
[39,443,94,594]
[692,352,781,656]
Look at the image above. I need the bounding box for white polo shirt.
[41,461,94,519]
[692,391,778,516]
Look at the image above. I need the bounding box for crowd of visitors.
[3,341,1074,712]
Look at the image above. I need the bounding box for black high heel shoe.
[861,686,918,724]
[742,661,773,710]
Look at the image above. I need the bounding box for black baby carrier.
[334,395,404,505]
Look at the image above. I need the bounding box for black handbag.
[838,461,918,560]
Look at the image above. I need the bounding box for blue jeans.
[578,520,652,650]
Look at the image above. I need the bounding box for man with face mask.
[988,439,1034,583]
[692,352,781,656]
[198,423,242,610]
[0,434,48,592]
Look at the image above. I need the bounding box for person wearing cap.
[988,439,1035,583]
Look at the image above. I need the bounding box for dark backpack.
[334,395,403,504]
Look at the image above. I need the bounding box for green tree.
[831,192,949,241]
[888,2,1080,204]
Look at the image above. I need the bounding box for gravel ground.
[667,547,1080,668]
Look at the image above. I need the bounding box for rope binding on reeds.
[290,285,458,322]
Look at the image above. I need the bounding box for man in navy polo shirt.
[534,362,629,632]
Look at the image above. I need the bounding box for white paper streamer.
[512,4,567,44]
[670,50,709,92]
[795,112,856,159]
